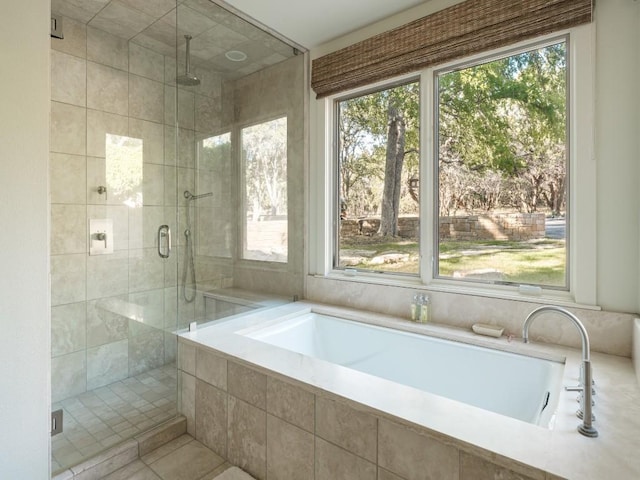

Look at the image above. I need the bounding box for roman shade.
[311,0,593,98]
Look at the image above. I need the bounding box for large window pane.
[436,41,568,288]
[242,117,288,262]
[336,81,420,274]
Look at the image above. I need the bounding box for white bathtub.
[239,311,563,426]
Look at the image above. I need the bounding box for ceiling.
[51,0,427,79]
[51,0,297,79]
[223,0,428,48]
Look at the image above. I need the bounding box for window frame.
[428,35,571,291]
[332,76,422,276]
[311,24,596,307]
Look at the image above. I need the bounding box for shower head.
[184,190,213,201]
[176,72,200,86]
[176,35,200,86]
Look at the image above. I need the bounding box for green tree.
[438,42,567,214]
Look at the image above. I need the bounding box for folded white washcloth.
[214,466,256,480]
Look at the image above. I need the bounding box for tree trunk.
[378,101,406,236]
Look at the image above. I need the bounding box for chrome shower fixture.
[176,35,200,86]
[184,190,213,201]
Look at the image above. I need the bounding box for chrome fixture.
[184,190,213,201]
[157,225,171,259]
[97,185,107,194]
[176,35,200,86]
[182,191,213,302]
[523,306,598,437]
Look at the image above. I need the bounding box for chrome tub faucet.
[523,305,598,438]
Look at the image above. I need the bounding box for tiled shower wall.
[49,15,232,403]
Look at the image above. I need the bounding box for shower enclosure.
[49,0,304,473]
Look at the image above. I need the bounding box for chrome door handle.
[158,225,171,258]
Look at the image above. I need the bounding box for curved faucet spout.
[522,305,598,437]
[523,305,590,362]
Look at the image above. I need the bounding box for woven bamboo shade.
[311,0,592,98]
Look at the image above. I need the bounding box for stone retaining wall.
[340,213,545,241]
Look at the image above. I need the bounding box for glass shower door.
[50,1,181,473]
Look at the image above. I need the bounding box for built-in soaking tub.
[240,311,563,426]
[179,301,640,479]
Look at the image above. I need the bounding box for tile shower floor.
[51,363,178,474]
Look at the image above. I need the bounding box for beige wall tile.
[130,118,164,166]
[51,101,86,155]
[87,109,128,158]
[86,339,129,389]
[51,50,86,107]
[51,15,87,58]
[266,376,314,433]
[378,419,459,480]
[86,296,128,348]
[142,164,165,206]
[129,42,165,82]
[87,27,128,71]
[52,350,87,403]
[379,467,407,480]
[51,253,86,306]
[130,75,164,123]
[195,347,227,389]
[87,62,128,116]
[129,327,165,376]
[179,371,196,436]
[177,89,195,130]
[195,379,227,457]
[177,128,195,168]
[227,396,266,480]
[266,414,313,480]
[128,205,164,250]
[51,302,87,357]
[460,452,541,480]
[129,248,165,293]
[195,94,221,134]
[51,204,86,255]
[178,341,196,375]
[50,153,86,204]
[315,437,376,480]
[316,396,377,462]
[228,362,266,410]
[86,250,129,300]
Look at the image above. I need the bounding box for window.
[434,40,568,289]
[335,81,420,274]
[241,117,288,262]
[319,27,596,303]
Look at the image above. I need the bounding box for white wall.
[595,0,640,313]
[0,1,51,478]
[309,0,640,315]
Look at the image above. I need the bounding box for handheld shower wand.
[182,191,213,303]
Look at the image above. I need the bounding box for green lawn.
[340,237,566,285]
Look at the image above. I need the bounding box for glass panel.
[336,80,420,274]
[241,117,288,262]
[436,41,568,288]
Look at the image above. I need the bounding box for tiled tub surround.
[178,302,640,480]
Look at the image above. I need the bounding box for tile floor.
[52,363,178,474]
[103,434,231,480]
